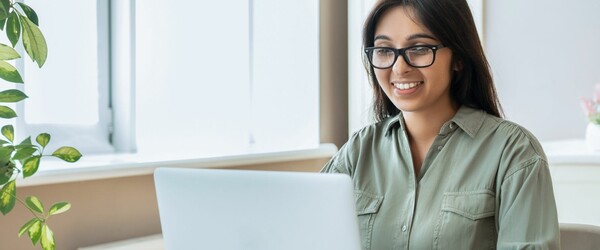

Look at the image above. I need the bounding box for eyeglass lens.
[370,46,435,68]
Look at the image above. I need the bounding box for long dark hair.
[363,0,503,121]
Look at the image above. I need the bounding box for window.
[17,0,112,154]
[348,0,379,134]
[13,0,320,156]
[134,0,319,155]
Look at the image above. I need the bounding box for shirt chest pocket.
[433,190,497,250]
[354,191,383,250]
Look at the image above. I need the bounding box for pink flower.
[582,84,600,124]
[593,84,600,103]
[581,97,595,117]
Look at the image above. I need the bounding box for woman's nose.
[392,55,413,75]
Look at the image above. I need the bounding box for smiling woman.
[349,0,485,132]
[323,0,560,249]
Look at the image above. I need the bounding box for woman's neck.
[403,104,459,142]
[402,103,459,173]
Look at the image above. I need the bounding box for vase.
[585,123,600,151]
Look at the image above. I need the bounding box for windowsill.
[542,139,600,165]
[18,143,338,187]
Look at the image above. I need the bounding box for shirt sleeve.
[320,132,362,176]
[320,142,351,175]
[496,157,561,249]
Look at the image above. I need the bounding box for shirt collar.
[383,113,402,136]
[449,106,486,138]
[383,105,486,138]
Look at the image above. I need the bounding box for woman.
[321,0,560,249]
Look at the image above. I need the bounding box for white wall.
[485,0,600,141]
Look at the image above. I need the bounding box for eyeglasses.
[364,44,446,69]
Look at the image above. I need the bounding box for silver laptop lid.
[154,168,361,250]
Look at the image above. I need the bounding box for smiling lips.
[393,81,423,90]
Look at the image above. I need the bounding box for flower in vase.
[581,84,600,124]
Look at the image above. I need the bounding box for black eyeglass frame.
[364,44,446,69]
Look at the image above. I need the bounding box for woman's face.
[373,6,455,115]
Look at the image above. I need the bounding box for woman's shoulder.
[453,106,543,158]
[488,116,544,154]
[463,110,549,183]
[475,111,547,167]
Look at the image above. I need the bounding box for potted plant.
[0,1,81,249]
[580,84,600,150]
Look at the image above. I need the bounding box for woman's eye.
[408,46,430,55]
[375,48,393,56]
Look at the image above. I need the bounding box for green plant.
[0,1,81,250]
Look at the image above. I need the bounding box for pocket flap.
[442,190,495,220]
[354,190,383,215]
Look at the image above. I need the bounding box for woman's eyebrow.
[374,35,391,42]
[407,33,437,41]
[374,33,438,43]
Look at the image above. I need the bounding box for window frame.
[13,0,320,156]
[15,0,114,154]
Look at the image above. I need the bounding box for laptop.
[154,168,361,250]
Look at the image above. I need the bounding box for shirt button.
[437,145,443,151]
[449,123,455,129]
[402,225,407,232]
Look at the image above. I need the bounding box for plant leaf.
[0,143,13,159]
[13,147,37,161]
[17,2,38,26]
[36,133,50,147]
[52,147,82,163]
[19,218,40,237]
[1,125,13,142]
[0,144,14,185]
[0,89,27,102]
[0,105,17,118]
[25,196,44,214]
[28,219,42,245]
[0,43,20,60]
[0,59,23,83]
[19,12,47,68]
[41,224,55,250]
[18,136,32,146]
[48,201,70,215]
[0,0,6,21]
[23,156,40,178]
[0,179,16,214]
[0,0,8,15]
[0,161,14,185]
[0,168,10,185]
[7,11,20,47]
[0,0,6,31]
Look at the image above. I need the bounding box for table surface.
[542,139,600,165]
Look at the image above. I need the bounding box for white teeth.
[393,81,422,90]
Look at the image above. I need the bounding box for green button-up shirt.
[321,106,560,249]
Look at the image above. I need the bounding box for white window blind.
[134,0,319,155]
[250,0,319,151]
[7,0,319,156]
